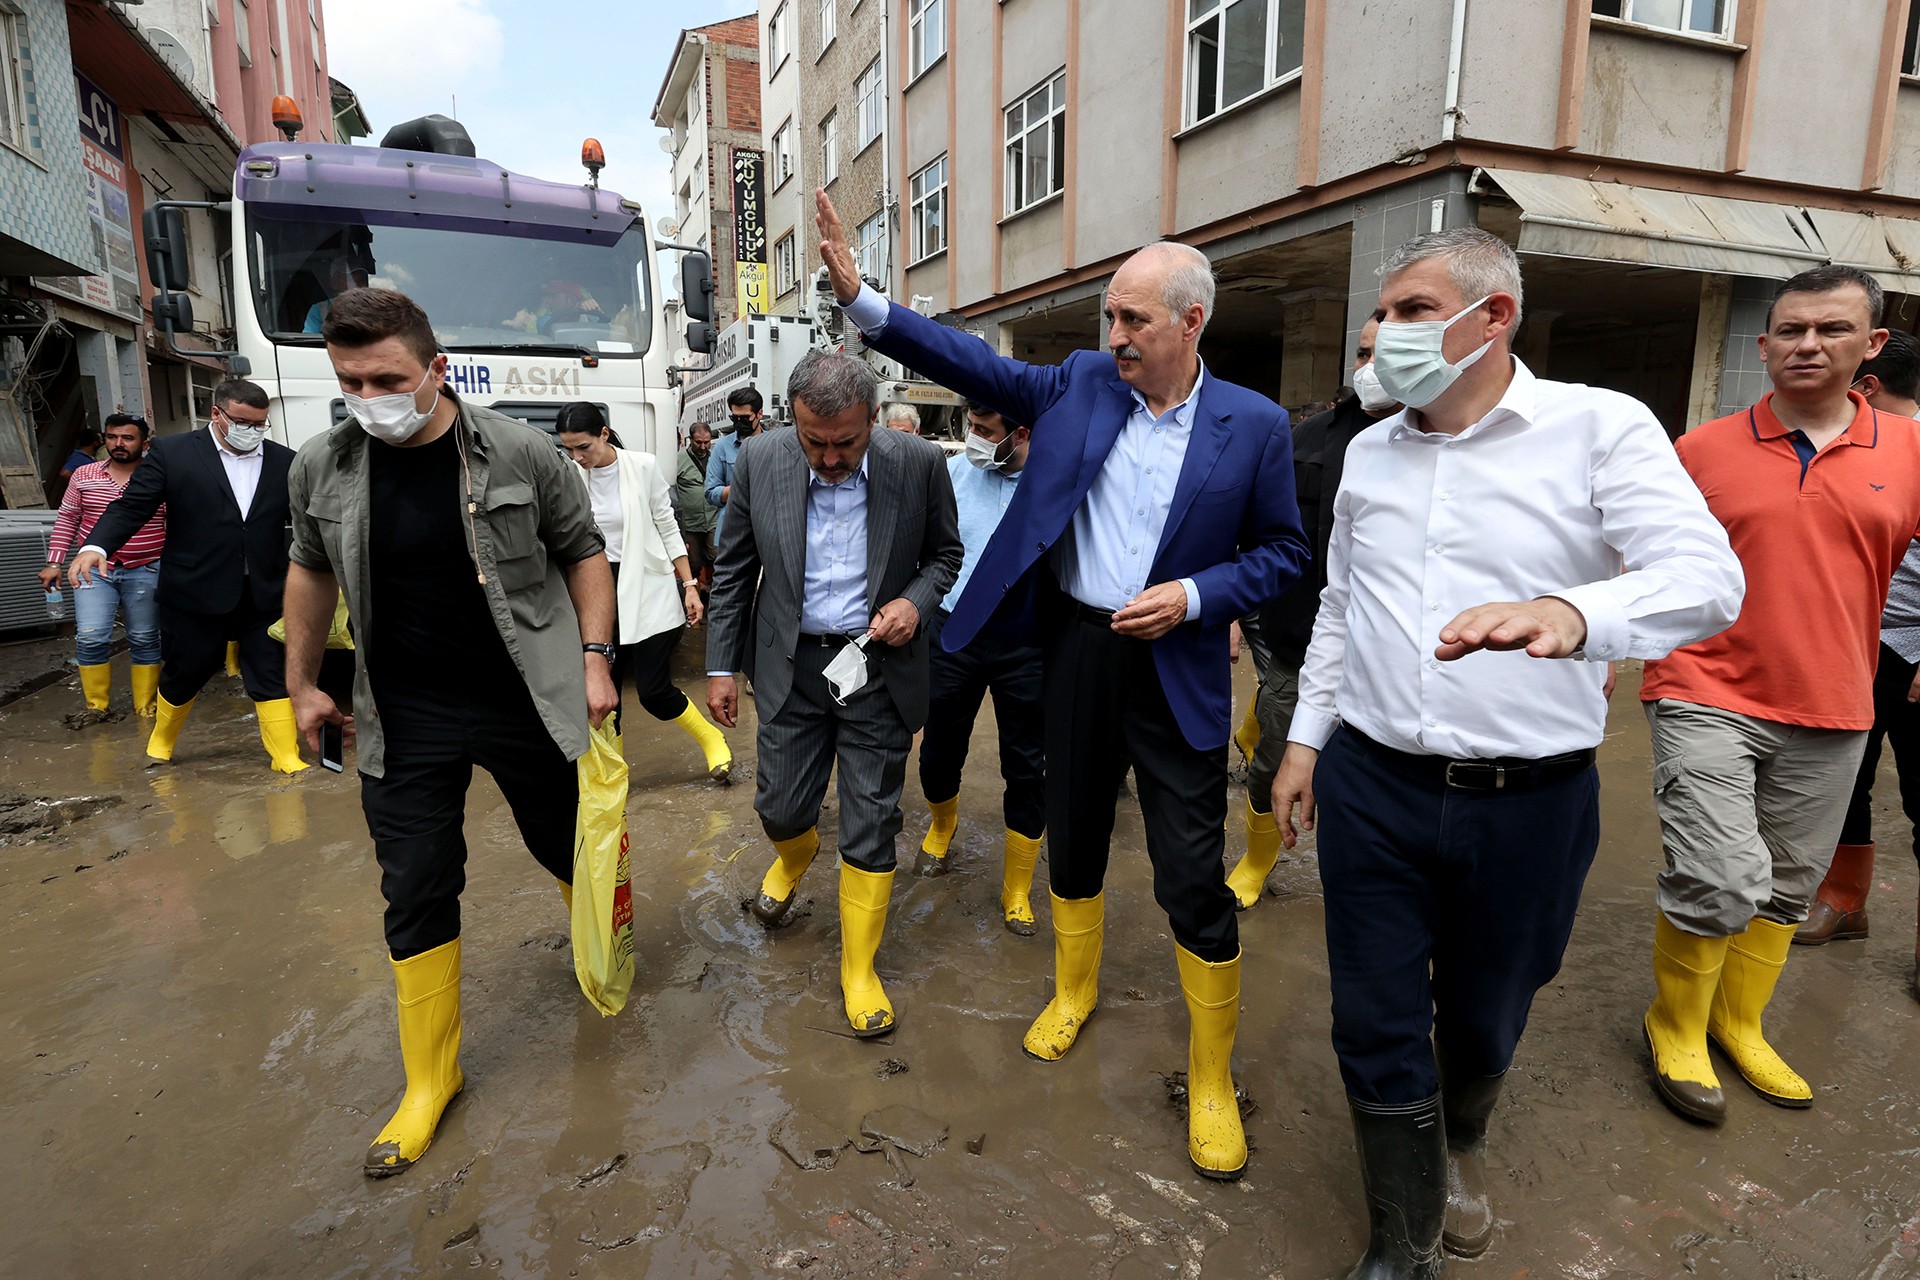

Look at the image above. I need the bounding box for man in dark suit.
[73,378,306,772]
[814,190,1307,1181]
[706,349,963,1039]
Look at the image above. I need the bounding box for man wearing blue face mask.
[1269,228,1744,1272]
[912,400,1047,936]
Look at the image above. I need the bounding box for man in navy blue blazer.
[816,191,1307,1181]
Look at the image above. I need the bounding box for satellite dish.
[146,26,197,85]
[657,217,680,239]
[657,134,676,155]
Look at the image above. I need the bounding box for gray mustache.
[1114,345,1143,361]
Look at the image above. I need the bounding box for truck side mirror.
[142,207,190,292]
[151,293,194,334]
[685,321,717,355]
[680,250,715,324]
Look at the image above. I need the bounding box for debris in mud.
[443,1223,479,1250]
[965,1134,986,1156]
[875,1058,909,1079]
[1160,1072,1258,1120]
[858,1105,948,1158]
[769,1110,853,1171]
[574,1152,628,1188]
[520,931,569,952]
[62,707,126,730]
[0,792,121,840]
[1124,988,1147,1001]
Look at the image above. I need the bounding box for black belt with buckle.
[798,632,860,647]
[1071,601,1117,626]
[1346,727,1595,792]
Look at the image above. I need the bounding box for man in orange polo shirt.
[1640,265,1920,1126]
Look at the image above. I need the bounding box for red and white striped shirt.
[49,461,166,568]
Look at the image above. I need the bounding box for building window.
[909,156,946,263]
[774,232,797,296]
[1904,0,1920,75]
[1590,0,1732,39]
[821,110,839,183]
[856,211,885,285]
[909,0,945,78]
[1185,0,1307,126]
[1005,71,1066,215]
[234,0,253,67]
[767,2,789,70]
[772,119,794,187]
[856,57,883,150]
[819,0,836,51]
[0,2,35,154]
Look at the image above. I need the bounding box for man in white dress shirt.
[1271,228,1744,1273]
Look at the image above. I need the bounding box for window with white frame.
[909,0,945,78]
[1589,0,1732,39]
[1185,0,1306,126]
[774,232,798,296]
[1005,71,1066,215]
[909,156,947,263]
[0,3,31,153]
[821,110,839,183]
[768,2,789,69]
[856,57,883,150]
[772,119,794,186]
[819,0,836,51]
[856,212,885,285]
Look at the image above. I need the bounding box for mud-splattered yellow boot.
[1177,944,1248,1180]
[915,795,959,878]
[1225,799,1281,910]
[77,663,111,711]
[255,699,311,773]
[1002,829,1041,936]
[1233,700,1260,762]
[672,702,732,783]
[839,863,896,1036]
[146,694,195,764]
[1645,913,1730,1124]
[1709,917,1812,1107]
[129,664,160,718]
[1023,893,1103,1061]
[365,938,464,1178]
[751,827,819,926]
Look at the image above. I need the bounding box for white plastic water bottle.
[45,588,64,620]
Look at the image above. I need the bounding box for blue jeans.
[73,563,161,665]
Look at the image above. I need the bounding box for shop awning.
[1484,169,1920,293]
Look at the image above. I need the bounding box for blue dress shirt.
[943,452,1020,613]
[800,455,871,634]
[704,429,744,539]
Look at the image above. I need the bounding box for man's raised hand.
[814,189,863,306]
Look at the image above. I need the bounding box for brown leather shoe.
[1794,897,1869,945]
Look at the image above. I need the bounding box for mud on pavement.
[3,657,1919,1278]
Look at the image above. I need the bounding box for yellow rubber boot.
[130,663,160,717]
[1709,917,1812,1107]
[1023,893,1103,1061]
[839,863,896,1036]
[1233,699,1260,762]
[255,699,311,774]
[1645,913,1730,1124]
[919,794,959,871]
[365,938,464,1177]
[751,827,819,926]
[225,640,241,677]
[1002,829,1041,936]
[672,701,732,782]
[557,879,573,914]
[146,694,195,763]
[1177,944,1248,1180]
[1225,799,1281,910]
[77,663,111,711]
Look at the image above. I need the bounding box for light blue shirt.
[704,430,743,538]
[800,455,871,635]
[846,283,1199,619]
[943,453,1020,613]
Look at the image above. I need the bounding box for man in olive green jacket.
[674,420,718,585]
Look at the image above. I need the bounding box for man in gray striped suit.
[706,350,963,1037]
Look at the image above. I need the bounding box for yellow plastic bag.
[570,721,634,1015]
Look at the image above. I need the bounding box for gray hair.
[1155,241,1216,336]
[787,349,879,419]
[1378,227,1524,328]
[884,403,921,428]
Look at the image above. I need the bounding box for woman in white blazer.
[557,403,731,782]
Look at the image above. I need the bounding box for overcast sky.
[325,0,753,231]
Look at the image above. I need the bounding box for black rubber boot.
[1345,1094,1446,1280]
[1436,1053,1505,1260]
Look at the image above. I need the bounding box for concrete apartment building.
[885,0,1920,433]
[654,16,763,324]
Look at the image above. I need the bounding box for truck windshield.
[248,204,652,356]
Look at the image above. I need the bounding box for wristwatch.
[583,643,616,661]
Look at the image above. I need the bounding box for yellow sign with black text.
[736,262,769,317]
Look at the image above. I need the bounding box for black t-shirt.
[366,427,524,709]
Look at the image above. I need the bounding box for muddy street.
[3,655,1919,1279]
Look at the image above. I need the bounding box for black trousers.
[1315,727,1600,1105]
[612,625,692,726]
[918,609,1046,838]
[158,596,285,704]
[1840,641,1920,864]
[1043,601,1236,962]
[360,690,577,959]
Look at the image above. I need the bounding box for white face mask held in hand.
[346,369,439,444]
[1370,295,1494,410]
[824,633,873,705]
[1351,361,1399,414]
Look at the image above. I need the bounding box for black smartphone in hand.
[321,721,344,773]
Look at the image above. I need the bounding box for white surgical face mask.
[346,368,439,444]
[964,430,1011,472]
[823,634,872,705]
[219,417,267,452]
[1351,361,1398,413]
[1370,295,1494,410]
